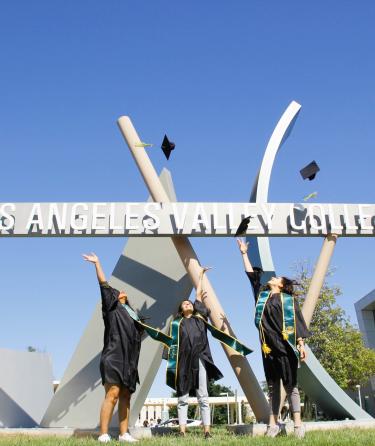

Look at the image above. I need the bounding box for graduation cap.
[235,216,253,236]
[300,161,320,181]
[161,134,175,160]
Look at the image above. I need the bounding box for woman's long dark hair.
[258,269,298,296]
[174,299,196,319]
[280,277,297,296]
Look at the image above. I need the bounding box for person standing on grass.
[165,267,252,440]
[167,267,222,440]
[84,253,140,443]
[84,253,170,443]
[236,239,309,439]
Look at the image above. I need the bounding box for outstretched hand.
[199,266,212,277]
[197,267,211,302]
[236,238,249,254]
[83,253,99,264]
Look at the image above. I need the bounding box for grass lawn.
[0,428,375,446]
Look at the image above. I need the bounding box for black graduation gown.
[175,300,223,397]
[99,282,142,393]
[246,269,309,386]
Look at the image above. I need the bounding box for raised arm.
[236,238,253,272]
[196,266,211,302]
[83,253,106,283]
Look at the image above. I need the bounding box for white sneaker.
[265,424,280,437]
[294,424,306,439]
[118,432,138,443]
[98,433,111,443]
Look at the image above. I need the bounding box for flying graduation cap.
[300,160,320,181]
[235,216,253,237]
[161,134,175,160]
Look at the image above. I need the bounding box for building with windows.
[135,396,254,426]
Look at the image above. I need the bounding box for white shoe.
[294,424,306,439]
[98,433,111,443]
[118,432,138,443]
[265,424,280,437]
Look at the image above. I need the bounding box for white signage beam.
[0,202,374,237]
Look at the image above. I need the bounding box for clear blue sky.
[1,1,374,397]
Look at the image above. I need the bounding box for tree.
[207,382,234,425]
[293,263,375,390]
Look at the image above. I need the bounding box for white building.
[135,396,254,426]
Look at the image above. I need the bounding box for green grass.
[1,428,375,446]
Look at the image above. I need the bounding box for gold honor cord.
[255,291,299,358]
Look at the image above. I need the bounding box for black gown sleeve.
[245,267,264,301]
[294,300,310,339]
[194,300,210,320]
[100,281,119,313]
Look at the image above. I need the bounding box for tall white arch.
[247,101,371,420]
[248,100,301,278]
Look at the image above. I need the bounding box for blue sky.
[1,1,375,397]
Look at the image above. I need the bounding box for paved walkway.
[1,420,375,439]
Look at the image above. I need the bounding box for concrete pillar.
[139,406,147,425]
[238,401,243,424]
[155,405,162,421]
[230,404,235,425]
[162,399,169,422]
[117,116,269,422]
[302,234,338,328]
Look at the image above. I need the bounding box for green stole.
[166,314,253,390]
[122,304,172,348]
[166,317,183,390]
[254,291,299,358]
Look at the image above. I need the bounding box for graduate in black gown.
[236,239,309,439]
[169,267,223,439]
[83,253,140,444]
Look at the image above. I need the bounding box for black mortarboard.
[300,160,320,181]
[235,216,253,236]
[161,134,175,160]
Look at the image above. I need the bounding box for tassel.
[282,330,289,341]
[262,343,272,355]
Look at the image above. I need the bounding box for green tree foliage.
[293,263,375,391]
[207,382,234,425]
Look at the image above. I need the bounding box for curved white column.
[251,100,302,203]
[246,101,372,420]
[248,101,301,278]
